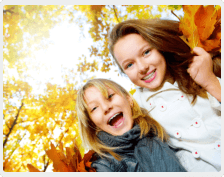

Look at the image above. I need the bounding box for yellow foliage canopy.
[3,5,186,172]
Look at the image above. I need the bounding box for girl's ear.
[127,95,134,108]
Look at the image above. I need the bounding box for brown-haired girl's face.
[84,86,134,136]
[114,33,167,91]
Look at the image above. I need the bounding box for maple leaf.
[179,5,221,52]
[179,5,201,49]
[194,5,216,41]
[27,142,96,172]
[27,164,42,172]
[46,143,73,172]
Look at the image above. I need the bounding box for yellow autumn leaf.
[179,5,221,52]
[129,88,136,95]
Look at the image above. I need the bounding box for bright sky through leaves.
[5,6,183,96]
[3,5,186,172]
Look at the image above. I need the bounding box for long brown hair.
[109,19,221,103]
[76,78,168,160]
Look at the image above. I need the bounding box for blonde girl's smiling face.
[114,33,167,91]
[84,86,134,136]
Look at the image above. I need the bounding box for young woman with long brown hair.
[109,19,221,172]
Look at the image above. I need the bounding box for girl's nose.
[137,59,149,74]
[103,101,112,115]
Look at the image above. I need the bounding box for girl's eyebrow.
[86,90,110,105]
[107,88,114,93]
[84,95,97,106]
[86,99,97,105]
[141,43,151,51]
[121,58,132,67]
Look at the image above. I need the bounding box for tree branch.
[113,5,120,23]
[3,6,15,14]
[43,155,50,172]
[3,9,14,14]
[171,10,181,21]
[3,102,24,148]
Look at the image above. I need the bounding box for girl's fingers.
[192,47,207,56]
[193,47,211,60]
[187,67,198,80]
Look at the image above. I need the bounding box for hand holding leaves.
[187,47,215,89]
[188,47,221,102]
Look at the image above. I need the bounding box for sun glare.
[24,22,94,94]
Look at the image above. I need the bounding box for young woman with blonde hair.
[76,78,186,172]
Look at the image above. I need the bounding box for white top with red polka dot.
[134,78,221,172]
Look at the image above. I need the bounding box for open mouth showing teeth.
[108,112,123,126]
[142,70,156,80]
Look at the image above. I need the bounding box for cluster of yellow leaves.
[3,60,86,172]
[126,5,160,20]
[179,5,221,52]
[27,142,96,172]
[101,63,113,73]
[77,56,99,73]
[74,5,175,73]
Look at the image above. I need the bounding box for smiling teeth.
[143,70,155,80]
[108,113,120,123]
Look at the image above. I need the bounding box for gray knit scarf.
[97,125,186,172]
[97,124,143,156]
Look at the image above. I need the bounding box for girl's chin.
[114,129,131,136]
[139,79,163,91]
[110,123,133,136]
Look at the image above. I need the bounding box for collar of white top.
[136,81,179,100]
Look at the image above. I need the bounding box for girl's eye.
[126,63,133,69]
[91,107,97,112]
[108,93,114,99]
[143,49,151,56]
